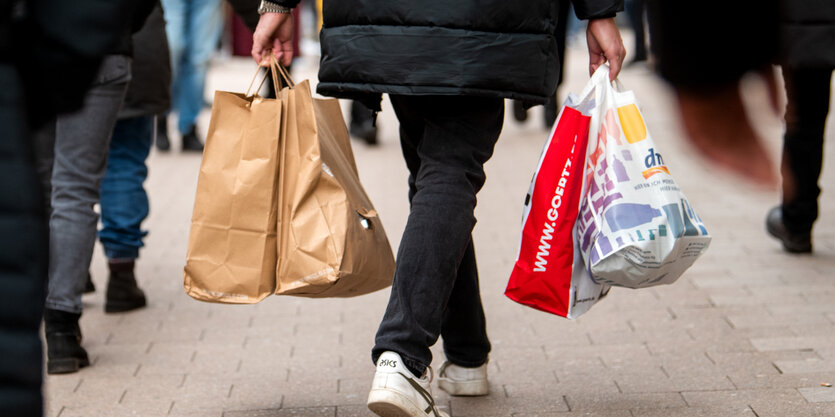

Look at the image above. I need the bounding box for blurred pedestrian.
[645,0,780,186]
[97,1,171,313]
[34,0,156,375]
[765,0,835,253]
[157,0,224,152]
[252,1,625,417]
[625,0,647,65]
[1,0,155,413]
[350,100,378,145]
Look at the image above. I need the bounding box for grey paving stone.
[564,391,686,411]
[224,406,335,417]
[799,386,835,403]
[774,358,835,374]
[631,406,756,417]
[681,389,807,408]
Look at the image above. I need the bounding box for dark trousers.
[780,67,832,233]
[0,63,46,417]
[372,95,504,376]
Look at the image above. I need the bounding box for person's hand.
[587,18,626,81]
[675,69,780,186]
[252,12,294,66]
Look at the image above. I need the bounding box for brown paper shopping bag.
[183,67,283,303]
[275,72,395,297]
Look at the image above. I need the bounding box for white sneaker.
[367,351,449,417]
[437,361,489,396]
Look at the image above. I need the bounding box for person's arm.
[572,0,626,80]
[251,0,299,66]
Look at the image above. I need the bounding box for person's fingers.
[589,53,605,77]
[607,50,622,81]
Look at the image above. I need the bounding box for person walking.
[34,0,155,375]
[97,1,171,313]
[157,0,225,152]
[252,1,625,417]
[765,0,835,253]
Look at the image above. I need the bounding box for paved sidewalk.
[45,48,835,417]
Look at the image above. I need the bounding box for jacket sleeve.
[571,0,624,20]
[226,0,262,31]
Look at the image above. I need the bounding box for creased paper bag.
[275,79,395,297]
[184,82,281,303]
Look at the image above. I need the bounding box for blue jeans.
[372,95,504,376]
[98,116,153,260]
[162,0,223,133]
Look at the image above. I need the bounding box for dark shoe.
[350,121,378,146]
[765,206,812,253]
[83,272,95,294]
[512,100,528,122]
[44,308,90,374]
[105,261,147,313]
[181,126,204,152]
[156,116,170,151]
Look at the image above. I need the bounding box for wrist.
[258,0,291,14]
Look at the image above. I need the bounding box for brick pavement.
[44,47,835,416]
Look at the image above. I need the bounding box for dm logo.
[642,147,670,179]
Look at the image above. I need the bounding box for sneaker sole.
[368,388,449,417]
[438,378,488,396]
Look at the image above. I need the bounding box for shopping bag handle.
[245,57,296,97]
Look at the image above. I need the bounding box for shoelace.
[398,368,441,417]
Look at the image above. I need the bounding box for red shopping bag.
[505,104,607,318]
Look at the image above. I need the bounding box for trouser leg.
[372,95,503,375]
[0,62,47,417]
[98,116,153,260]
[43,55,131,314]
[780,67,832,234]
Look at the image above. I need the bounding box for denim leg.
[175,0,223,133]
[780,68,832,234]
[162,0,187,117]
[43,55,131,314]
[98,116,153,260]
[372,95,503,375]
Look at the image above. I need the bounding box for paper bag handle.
[245,57,295,97]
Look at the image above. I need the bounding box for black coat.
[275,0,622,108]
[120,1,171,119]
[779,0,835,69]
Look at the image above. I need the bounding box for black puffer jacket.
[779,0,835,69]
[273,0,622,108]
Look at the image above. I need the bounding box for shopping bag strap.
[245,57,296,97]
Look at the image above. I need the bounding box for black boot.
[765,206,812,253]
[44,308,90,374]
[156,115,170,151]
[181,125,204,152]
[105,261,147,313]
